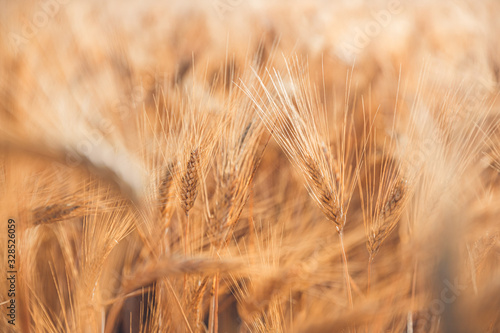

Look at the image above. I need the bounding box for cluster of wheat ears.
[1,0,500,332]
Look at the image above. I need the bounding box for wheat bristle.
[159,161,175,218]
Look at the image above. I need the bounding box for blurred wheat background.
[1,0,500,332]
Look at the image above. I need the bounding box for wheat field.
[1,0,500,332]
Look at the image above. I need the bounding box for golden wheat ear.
[242,55,365,308]
[368,175,412,259]
[208,97,266,246]
[358,125,416,262]
[32,203,85,226]
[243,56,364,231]
[180,147,200,216]
[171,99,219,220]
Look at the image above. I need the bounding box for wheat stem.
[183,213,190,299]
[208,273,220,333]
[367,255,373,296]
[338,230,353,310]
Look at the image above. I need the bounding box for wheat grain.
[32,203,84,225]
[180,148,200,216]
[304,155,344,227]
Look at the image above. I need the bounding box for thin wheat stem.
[367,256,373,296]
[249,180,255,256]
[339,230,353,309]
[209,273,220,333]
[214,273,219,333]
[410,259,418,327]
[165,279,194,333]
[183,213,190,299]
[184,213,190,256]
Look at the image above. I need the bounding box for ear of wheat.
[180,148,200,216]
[243,56,364,309]
[358,118,416,262]
[243,56,361,232]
